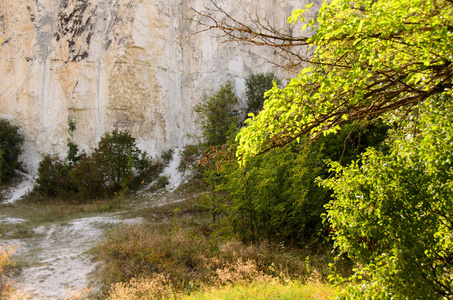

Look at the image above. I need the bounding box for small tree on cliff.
[194,81,239,147]
[245,73,279,116]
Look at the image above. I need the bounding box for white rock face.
[0,0,320,174]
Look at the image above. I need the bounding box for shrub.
[0,149,3,185]
[160,149,174,165]
[245,73,278,116]
[0,242,16,298]
[324,98,453,299]
[71,130,155,199]
[178,145,202,174]
[200,120,389,248]
[35,130,160,201]
[194,81,239,147]
[90,130,146,194]
[35,154,75,198]
[70,154,106,199]
[0,119,24,183]
[128,158,164,192]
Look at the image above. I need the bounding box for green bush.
[35,130,161,201]
[245,73,278,116]
[0,119,24,183]
[178,145,202,174]
[324,97,453,299]
[70,154,106,199]
[194,81,239,147]
[35,154,75,197]
[91,130,146,194]
[160,149,174,165]
[201,120,389,248]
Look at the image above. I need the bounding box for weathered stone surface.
[0,0,320,173]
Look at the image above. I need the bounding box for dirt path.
[0,150,188,299]
[1,214,144,299]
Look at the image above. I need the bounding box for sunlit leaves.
[236,0,453,164]
[324,97,453,298]
[287,3,313,25]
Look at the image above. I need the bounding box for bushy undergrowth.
[97,200,345,299]
[198,120,389,248]
[0,119,24,184]
[177,145,202,175]
[35,130,163,202]
[189,75,389,249]
[325,97,453,299]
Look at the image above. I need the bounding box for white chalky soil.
[2,215,143,299]
[0,150,187,299]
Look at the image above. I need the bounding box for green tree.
[194,81,239,147]
[202,120,388,247]
[245,73,278,116]
[324,96,453,299]
[0,119,24,183]
[232,0,453,298]
[236,0,453,163]
[88,130,146,194]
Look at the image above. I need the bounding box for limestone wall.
[0,0,320,173]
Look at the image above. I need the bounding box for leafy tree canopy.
[194,81,239,147]
[236,0,453,164]
[245,73,279,115]
[323,96,453,298]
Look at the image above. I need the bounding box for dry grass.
[104,259,338,300]
[181,278,337,300]
[96,200,342,300]
[96,223,215,292]
[107,275,175,300]
[0,242,17,299]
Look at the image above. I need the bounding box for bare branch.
[185,0,314,69]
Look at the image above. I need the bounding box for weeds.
[161,149,174,166]
[97,198,344,299]
[0,241,17,298]
[177,145,202,175]
[107,275,175,300]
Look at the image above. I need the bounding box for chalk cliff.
[0,0,319,173]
